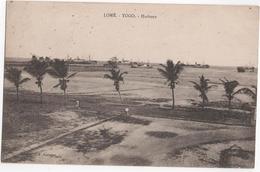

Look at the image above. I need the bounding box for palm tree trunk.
[64,89,66,106]
[228,95,231,109]
[118,91,123,104]
[40,85,43,104]
[16,86,19,102]
[171,88,175,109]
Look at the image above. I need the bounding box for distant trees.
[190,75,215,107]
[158,60,183,109]
[219,78,239,109]
[5,67,30,101]
[24,55,50,104]
[104,67,128,103]
[48,59,77,99]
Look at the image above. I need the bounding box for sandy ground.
[7,115,255,167]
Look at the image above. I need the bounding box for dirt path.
[6,116,255,166]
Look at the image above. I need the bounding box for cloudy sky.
[5,1,259,66]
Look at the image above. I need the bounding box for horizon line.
[4,56,258,68]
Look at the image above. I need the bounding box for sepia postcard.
[1,0,259,169]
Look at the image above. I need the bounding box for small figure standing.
[76,100,80,109]
[125,108,129,115]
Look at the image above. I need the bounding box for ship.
[68,56,97,65]
[68,56,111,72]
[237,66,255,73]
[130,62,153,69]
[180,62,210,68]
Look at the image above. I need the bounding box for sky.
[5,1,259,66]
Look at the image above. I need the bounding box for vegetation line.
[136,114,253,127]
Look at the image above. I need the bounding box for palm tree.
[219,77,239,108]
[234,85,257,125]
[48,59,77,99]
[234,85,257,106]
[190,75,216,107]
[104,67,128,103]
[24,55,49,104]
[5,67,30,101]
[158,60,183,109]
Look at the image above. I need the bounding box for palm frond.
[173,63,183,80]
[24,56,50,78]
[233,87,256,99]
[104,74,113,80]
[251,85,257,95]
[190,81,201,91]
[223,77,229,82]
[207,85,217,89]
[159,63,167,69]
[158,60,184,89]
[204,78,210,82]
[5,67,23,86]
[157,68,169,80]
[53,83,61,88]
[67,72,77,79]
[46,67,60,78]
[219,79,225,84]
[119,71,128,81]
[105,67,127,93]
[119,71,128,77]
[19,78,30,84]
[48,59,69,78]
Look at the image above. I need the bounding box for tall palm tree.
[219,77,239,109]
[5,67,30,101]
[190,75,216,107]
[158,60,183,109]
[24,55,49,104]
[48,59,77,99]
[104,67,128,103]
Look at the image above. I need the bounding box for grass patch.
[112,115,151,125]
[110,154,152,166]
[208,101,253,111]
[174,124,227,131]
[130,105,253,126]
[146,131,178,138]
[55,129,126,154]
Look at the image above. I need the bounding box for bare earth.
[2,66,257,167]
[4,113,255,167]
